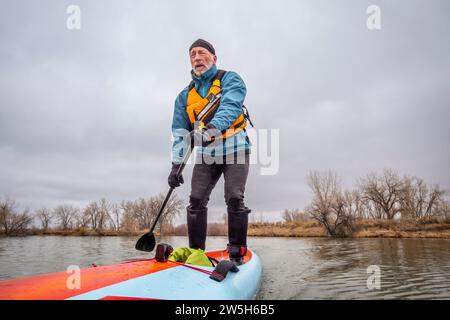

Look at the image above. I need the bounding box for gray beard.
[194,62,214,76]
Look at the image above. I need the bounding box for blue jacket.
[171,64,251,163]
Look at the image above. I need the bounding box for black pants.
[187,152,250,251]
[190,153,250,208]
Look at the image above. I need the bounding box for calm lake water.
[0,236,449,299]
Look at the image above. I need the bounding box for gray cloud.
[1,0,449,222]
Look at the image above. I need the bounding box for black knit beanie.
[189,39,215,55]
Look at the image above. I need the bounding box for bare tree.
[54,205,78,230]
[348,190,368,219]
[83,201,100,230]
[436,199,450,220]
[128,194,182,230]
[79,199,114,231]
[282,208,309,223]
[109,203,122,231]
[119,195,183,233]
[221,213,228,225]
[398,176,447,220]
[131,198,157,230]
[359,169,403,220]
[424,185,447,218]
[282,209,295,223]
[332,191,356,235]
[120,200,139,232]
[36,208,53,231]
[158,193,183,235]
[75,208,91,229]
[97,198,111,231]
[0,198,33,236]
[305,171,354,237]
[399,176,428,219]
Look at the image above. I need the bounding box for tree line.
[283,168,450,237]
[2,168,449,238]
[0,194,183,236]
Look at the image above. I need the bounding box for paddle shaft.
[148,145,193,234]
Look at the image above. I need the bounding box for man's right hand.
[168,163,184,188]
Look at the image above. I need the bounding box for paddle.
[135,140,194,252]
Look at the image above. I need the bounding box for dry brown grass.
[246,219,450,238]
[33,229,142,236]
[248,221,326,237]
[207,223,227,236]
[164,223,228,236]
[352,218,450,238]
[33,218,450,239]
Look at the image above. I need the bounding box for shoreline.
[247,219,450,239]
[4,219,448,239]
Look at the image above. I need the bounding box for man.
[168,39,251,265]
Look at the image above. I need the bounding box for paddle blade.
[135,232,156,252]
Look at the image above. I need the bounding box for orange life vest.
[186,69,252,140]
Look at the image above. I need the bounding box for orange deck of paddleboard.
[0,250,253,300]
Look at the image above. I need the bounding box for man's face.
[190,47,217,76]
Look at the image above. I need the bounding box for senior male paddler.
[168,39,252,265]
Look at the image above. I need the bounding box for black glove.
[193,123,221,147]
[168,163,184,188]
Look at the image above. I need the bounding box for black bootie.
[227,199,251,265]
[187,205,208,250]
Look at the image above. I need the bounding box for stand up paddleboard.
[0,248,262,300]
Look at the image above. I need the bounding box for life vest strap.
[196,93,222,121]
[242,105,254,127]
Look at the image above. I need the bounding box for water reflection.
[289,238,450,299]
[0,236,448,299]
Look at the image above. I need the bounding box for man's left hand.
[193,123,220,147]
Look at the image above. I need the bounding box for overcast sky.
[1,0,449,223]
